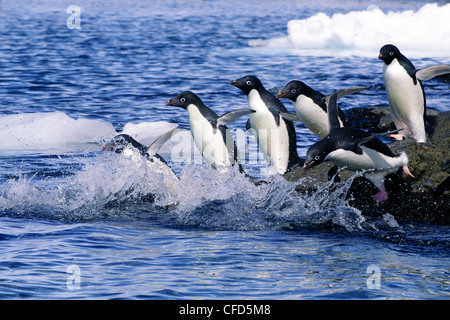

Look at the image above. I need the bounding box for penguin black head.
[102,134,148,156]
[230,75,264,95]
[276,80,309,101]
[378,44,401,65]
[166,91,202,109]
[303,140,329,170]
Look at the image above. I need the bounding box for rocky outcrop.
[284,109,449,225]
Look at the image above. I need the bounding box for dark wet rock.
[285,109,449,225]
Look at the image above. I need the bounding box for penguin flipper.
[279,112,300,122]
[399,58,419,84]
[269,107,281,126]
[335,86,370,100]
[416,64,450,81]
[355,128,403,146]
[319,95,348,127]
[217,109,255,127]
[147,126,181,156]
[326,92,340,130]
[322,86,369,118]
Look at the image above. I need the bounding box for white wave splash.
[250,3,450,58]
[0,148,400,232]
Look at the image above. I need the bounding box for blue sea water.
[0,0,449,300]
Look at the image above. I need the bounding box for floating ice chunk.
[121,121,179,147]
[250,3,450,58]
[0,111,116,153]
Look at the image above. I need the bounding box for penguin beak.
[275,91,286,99]
[166,98,184,108]
[102,139,120,152]
[303,161,315,170]
[165,98,177,106]
[229,79,238,87]
[378,53,383,60]
[102,137,117,151]
[102,144,114,151]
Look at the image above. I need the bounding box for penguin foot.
[402,165,414,178]
[389,134,405,141]
[372,183,388,202]
[373,190,388,202]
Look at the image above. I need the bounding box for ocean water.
[0,0,449,300]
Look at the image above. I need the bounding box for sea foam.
[250,3,450,58]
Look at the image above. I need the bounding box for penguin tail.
[398,151,409,165]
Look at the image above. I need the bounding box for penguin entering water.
[166,91,253,172]
[304,92,414,202]
[379,44,450,143]
[102,127,181,179]
[276,80,368,139]
[102,128,182,209]
[230,75,303,174]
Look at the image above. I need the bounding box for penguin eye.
[180,97,186,103]
[291,89,296,94]
[389,51,394,56]
[246,80,252,85]
[314,155,320,161]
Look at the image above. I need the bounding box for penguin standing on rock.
[230,75,303,174]
[304,92,414,202]
[378,44,450,143]
[276,80,368,139]
[166,91,254,172]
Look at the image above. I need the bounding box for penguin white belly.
[383,60,426,142]
[248,90,290,174]
[187,105,231,168]
[327,147,408,188]
[294,95,331,139]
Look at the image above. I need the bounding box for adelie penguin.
[230,75,303,175]
[379,44,450,143]
[166,91,253,172]
[303,92,415,202]
[276,80,368,139]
